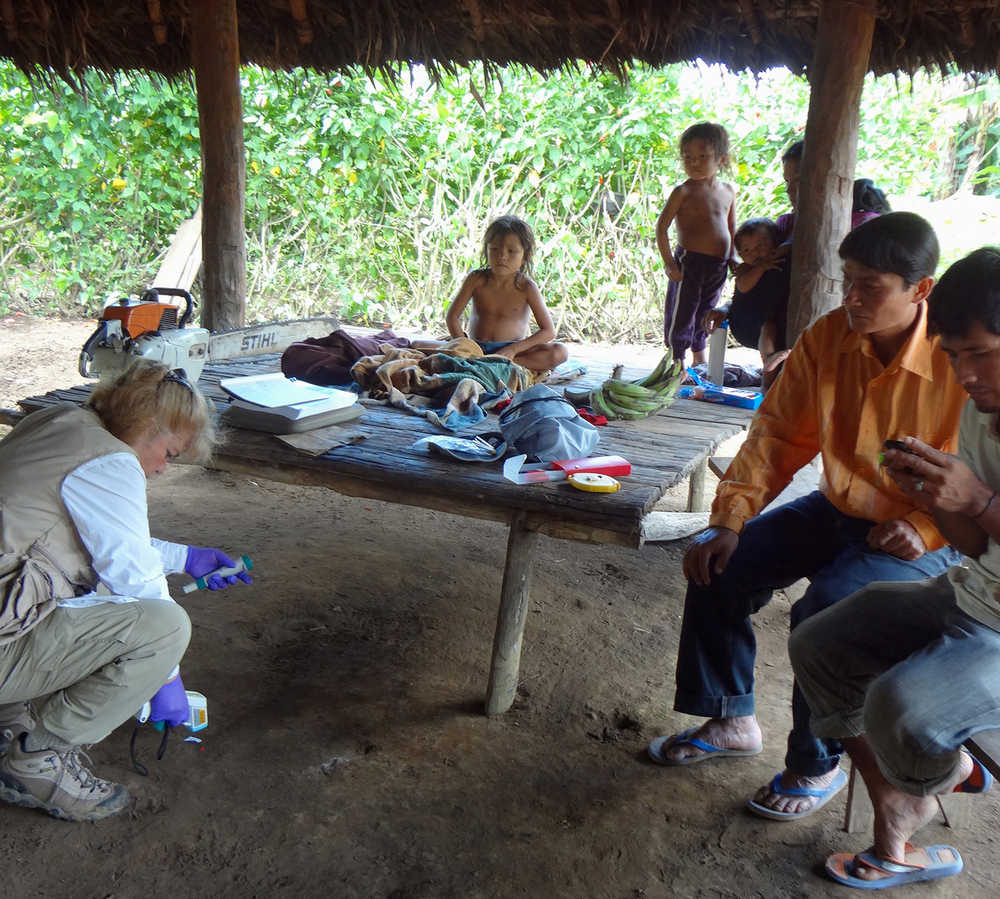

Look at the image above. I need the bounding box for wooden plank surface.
[967,729,1000,780]
[14,345,754,548]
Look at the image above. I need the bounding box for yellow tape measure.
[568,472,621,493]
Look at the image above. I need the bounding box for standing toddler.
[656,122,736,365]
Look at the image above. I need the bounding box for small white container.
[708,320,728,386]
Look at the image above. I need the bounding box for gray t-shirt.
[947,400,1000,632]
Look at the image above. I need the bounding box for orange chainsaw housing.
[100,302,179,338]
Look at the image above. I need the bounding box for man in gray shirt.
[791,247,1000,889]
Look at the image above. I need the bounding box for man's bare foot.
[828,844,962,887]
[658,716,762,763]
[851,751,973,883]
[751,767,844,816]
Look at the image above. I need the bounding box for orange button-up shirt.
[710,304,967,551]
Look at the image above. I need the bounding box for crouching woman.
[0,359,248,821]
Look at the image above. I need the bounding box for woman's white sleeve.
[61,453,175,601]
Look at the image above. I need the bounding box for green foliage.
[0,61,998,337]
[0,68,200,310]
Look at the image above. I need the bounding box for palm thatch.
[0,1,999,83]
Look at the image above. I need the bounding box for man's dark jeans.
[673,490,961,776]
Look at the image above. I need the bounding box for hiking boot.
[0,735,130,821]
[0,701,36,756]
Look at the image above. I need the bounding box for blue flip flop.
[825,843,963,890]
[746,767,848,820]
[647,728,763,766]
[954,751,994,794]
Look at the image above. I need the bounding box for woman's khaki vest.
[0,405,135,643]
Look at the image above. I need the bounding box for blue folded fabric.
[425,403,487,431]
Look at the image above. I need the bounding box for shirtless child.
[445,216,567,374]
[656,122,737,366]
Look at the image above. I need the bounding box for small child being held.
[705,218,785,341]
[445,216,567,374]
[656,122,737,366]
[704,217,791,387]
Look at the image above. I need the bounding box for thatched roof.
[1,1,999,82]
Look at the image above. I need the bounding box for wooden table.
[5,351,754,714]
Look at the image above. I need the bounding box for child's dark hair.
[852,178,892,214]
[838,211,939,287]
[734,217,779,252]
[482,215,534,280]
[927,247,1000,338]
[781,140,804,163]
[680,122,729,162]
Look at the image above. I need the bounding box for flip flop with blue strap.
[647,728,763,766]
[746,767,848,820]
[825,843,963,890]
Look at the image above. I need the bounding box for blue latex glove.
[184,546,253,591]
[149,675,189,728]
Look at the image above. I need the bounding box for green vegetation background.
[1,62,998,340]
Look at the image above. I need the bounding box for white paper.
[228,395,356,420]
[220,372,356,409]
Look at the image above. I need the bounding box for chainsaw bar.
[206,316,340,360]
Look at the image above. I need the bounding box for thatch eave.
[1,2,999,86]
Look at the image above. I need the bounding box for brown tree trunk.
[191,0,247,331]
[786,0,876,346]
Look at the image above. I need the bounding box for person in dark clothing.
[703,217,791,384]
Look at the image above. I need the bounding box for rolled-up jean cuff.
[874,748,963,797]
[809,711,865,741]
[674,690,755,718]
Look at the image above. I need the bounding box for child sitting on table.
[445,216,567,374]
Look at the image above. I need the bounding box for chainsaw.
[78,287,338,382]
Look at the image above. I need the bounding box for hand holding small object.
[148,674,190,728]
[881,437,991,515]
[184,546,253,592]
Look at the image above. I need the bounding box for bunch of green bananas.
[588,353,685,421]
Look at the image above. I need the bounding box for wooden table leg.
[485,511,539,716]
[687,457,707,512]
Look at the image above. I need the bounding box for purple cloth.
[776,211,795,244]
[281,328,412,386]
[775,209,878,245]
[851,210,880,229]
[663,248,728,358]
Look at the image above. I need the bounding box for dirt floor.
[2,313,999,899]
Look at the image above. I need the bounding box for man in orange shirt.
[647,212,968,822]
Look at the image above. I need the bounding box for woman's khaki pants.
[0,599,190,745]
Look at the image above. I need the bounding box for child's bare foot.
[654,716,762,763]
[762,349,790,372]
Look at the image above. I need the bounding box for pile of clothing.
[282,328,535,430]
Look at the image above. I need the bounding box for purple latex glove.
[149,675,189,728]
[185,546,252,591]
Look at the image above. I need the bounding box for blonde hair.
[87,358,217,462]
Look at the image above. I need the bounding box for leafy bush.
[0,61,997,339]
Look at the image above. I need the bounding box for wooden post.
[485,512,539,715]
[843,762,873,833]
[786,0,876,345]
[190,0,247,331]
[686,458,707,512]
